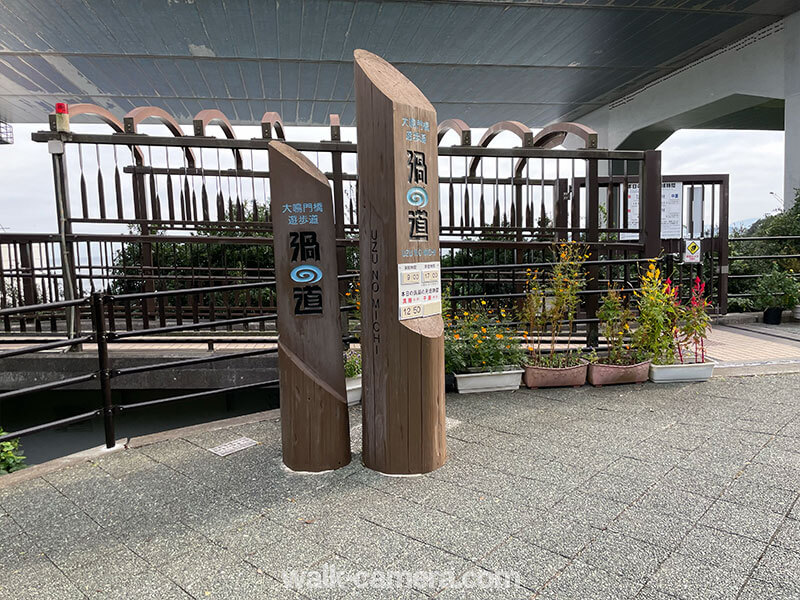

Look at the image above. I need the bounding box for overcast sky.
[0,123,785,233]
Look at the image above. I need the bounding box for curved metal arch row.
[467,120,533,178]
[192,109,243,170]
[49,103,144,164]
[512,122,600,177]
[437,118,471,146]
[123,106,196,167]
[261,111,285,141]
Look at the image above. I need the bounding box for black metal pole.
[91,292,115,448]
[51,141,80,341]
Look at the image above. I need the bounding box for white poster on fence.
[620,183,683,241]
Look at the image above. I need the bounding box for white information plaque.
[398,261,441,320]
[620,182,683,241]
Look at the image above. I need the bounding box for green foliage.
[343,349,362,379]
[596,287,643,365]
[521,242,589,366]
[679,278,712,364]
[728,196,800,310]
[444,302,524,374]
[752,268,800,310]
[632,261,682,365]
[0,428,26,474]
[110,203,275,308]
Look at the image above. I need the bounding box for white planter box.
[649,361,714,383]
[454,369,523,394]
[793,305,800,321]
[346,376,362,406]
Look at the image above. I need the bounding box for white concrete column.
[784,12,800,208]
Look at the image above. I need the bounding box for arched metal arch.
[437,118,471,146]
[468,120,533,177]
[532,122,598,151]
[192,109,243,170]
[123,106,195,167]
[261,111,285,140]
[48,103,144,164]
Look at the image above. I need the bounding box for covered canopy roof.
[0,0,796,126]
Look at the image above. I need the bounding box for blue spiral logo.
[290,265,323,283]
[406,186,429,208]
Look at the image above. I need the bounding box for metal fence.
[0,277,360,447]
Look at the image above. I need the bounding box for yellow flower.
[480,300,486,305]
[481,327,487,334]
[495,333,503,339]
[453,334,460,340]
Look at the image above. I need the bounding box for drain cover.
[208,437,258,457]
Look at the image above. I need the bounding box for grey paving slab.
[607,506,696,551]
[477,536,568,592]
[698,499,785,543]
[2,374,800,599]
[538,560,642,600]
[738,577,800,600]
[649,552,748,600]
[514,513,602,559]
[158,542,286,599]
[752,545,800,594]
[674,525,768,575]
[633,482,716,521]
[577,530,670,584]
[720,476,798,515]
[774,515,800,554]
[0,510,22,541]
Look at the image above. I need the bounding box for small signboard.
[684,239,702,263]
[398,261,441,320]
[621,182,683,241]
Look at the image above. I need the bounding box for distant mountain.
[730,217,758,232]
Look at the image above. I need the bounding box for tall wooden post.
[354,49,446,475]
[269,141,351,472]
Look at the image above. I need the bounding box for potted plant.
[587,287,650,386]
[343,349,362,406]
[522,242,589,388]
[752,268,799,325]
[637,266,714,383]
[445,302,525,393]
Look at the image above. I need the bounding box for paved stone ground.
[2,375,800,599]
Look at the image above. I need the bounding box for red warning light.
[55,102,69,114]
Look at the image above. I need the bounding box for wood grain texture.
[269,141,350,472]
[354,49,446,475]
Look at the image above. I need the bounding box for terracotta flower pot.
[523,361,587,389]
[587,361,650,387]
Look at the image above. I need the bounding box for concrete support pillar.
[784,13,800,209]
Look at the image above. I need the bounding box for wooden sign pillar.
[268,141,351,472]
[354,50,446,475]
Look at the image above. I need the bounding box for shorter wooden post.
[269,141,350,472]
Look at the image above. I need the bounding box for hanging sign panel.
[620,183,683,241]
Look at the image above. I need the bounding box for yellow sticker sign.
[684,239,701,264]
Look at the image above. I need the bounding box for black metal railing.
[0,278,358,448]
